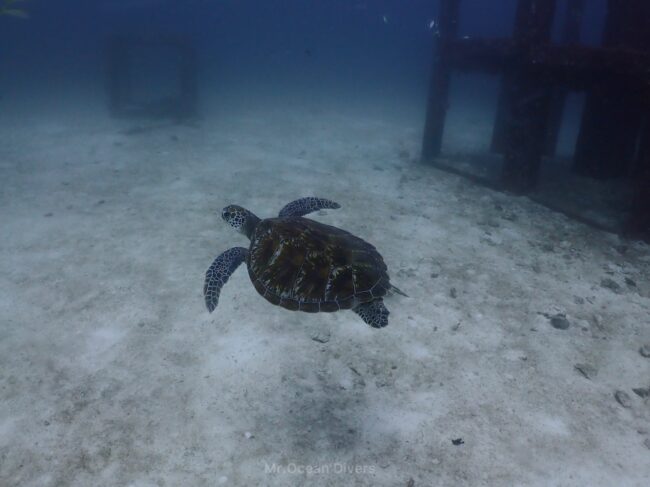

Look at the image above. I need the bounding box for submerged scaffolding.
[421,0,650,241]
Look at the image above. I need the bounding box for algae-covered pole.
[544,0,585,156]
[421,0,460,161]
[625,119,650,241]
[563,0,585,44]
[492,0,557,155]
[498,0,557,192]
[574,0,650,179]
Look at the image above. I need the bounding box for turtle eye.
[223,211,231,219]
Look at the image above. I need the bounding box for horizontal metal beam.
[446,38,650,99]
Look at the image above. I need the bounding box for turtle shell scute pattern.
[247,218,390,312]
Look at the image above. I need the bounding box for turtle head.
[221,205,260,239]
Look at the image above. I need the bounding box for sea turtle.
[203,197,405,328]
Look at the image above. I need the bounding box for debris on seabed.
[639,345,650,358]
[574,363,597,380]
[614,390,632,408]
[549,314,570,330]
[311,331,330,344]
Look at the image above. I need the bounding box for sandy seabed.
[1,92,649,487]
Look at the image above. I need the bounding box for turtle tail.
[390,285,408,297]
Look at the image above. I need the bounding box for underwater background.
[2,1,650,486]
[1,1,607,121]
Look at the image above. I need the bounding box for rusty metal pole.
[421,0,460,161]
[625,117,650,240]
[544,0,584,156]
[498,0,557,192]
[574,0,650,179]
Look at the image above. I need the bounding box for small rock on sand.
[624,277,637,288]
[614,390,632,408]
[550,314,570,330]
[639,345,650,358]
[600,278,621,293]
[311,330,330,343]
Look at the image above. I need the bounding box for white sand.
[1,90,649,486]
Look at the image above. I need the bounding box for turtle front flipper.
[204,247,248,312]
[353,299,389,328]
[278,197,341,218]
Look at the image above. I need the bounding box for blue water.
[0,1,608,111]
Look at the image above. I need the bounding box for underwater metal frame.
[421,0,650,242]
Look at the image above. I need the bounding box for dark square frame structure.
[421,0,650,242]
[107,33,198,120]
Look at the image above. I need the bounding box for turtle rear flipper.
[278,197,341,218]
[204,247,248,312]
[353,299,389,328]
